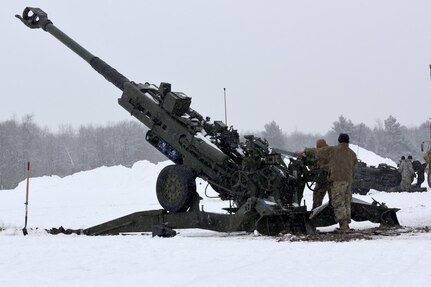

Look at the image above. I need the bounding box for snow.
[351,144,397,167]
[1,149,431,287]
[195,131,224,153]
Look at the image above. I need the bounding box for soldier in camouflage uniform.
[424,148,431,187]
[323,134,357,232]
[304,139,330,209]
[398,156,415,191]
[424,148,431,166]
[424,148,431,171]
[302,133,357,232]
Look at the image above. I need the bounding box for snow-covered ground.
[1,148,430,287]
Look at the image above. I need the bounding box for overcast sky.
[2,0,431,135]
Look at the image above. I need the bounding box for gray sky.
[2,0,431,134]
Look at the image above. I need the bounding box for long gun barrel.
[16,6,236,205]
[16,7,129,91]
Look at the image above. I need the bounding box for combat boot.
[337,220,350,233]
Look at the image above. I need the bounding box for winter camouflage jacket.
[304,144,330,171]
[398,159,415,178]
[424,149,431,165]
[307,142,358,183]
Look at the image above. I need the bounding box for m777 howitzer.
[17,7,400,236]
[352,162,401,195]
[352,161,427,194]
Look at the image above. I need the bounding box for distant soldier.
[301,133,357,232]
[304,138,330,209]
[407,155,414,181]
[424,148,431,165]
[424,148,431,186]
[411,159,426,187]
[424,148,431,171]
[398,156,415,191]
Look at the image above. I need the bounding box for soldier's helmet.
[407,155,413,160]
[401,156,406,160]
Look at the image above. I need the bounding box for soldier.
[424,148,431,166]
[300,133,357,232]
[424,148,431,187]
[398,156,415,191]
[424,148,431,173]
[411,159,426,187]
[407,155,415,183]
[304,139,330,209]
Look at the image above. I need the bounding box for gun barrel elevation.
[16,7,129,91]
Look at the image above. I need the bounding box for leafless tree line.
[261,115,430,164]
[0,115,164,189]
[1,114,429,190]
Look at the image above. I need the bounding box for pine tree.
[383,115,409,159]
[261,121,286,148]
[332,115,355,135]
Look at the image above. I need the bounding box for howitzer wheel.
[156,165,196,212]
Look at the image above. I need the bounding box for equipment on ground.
[23,162,30,236]
[17,7,400,236]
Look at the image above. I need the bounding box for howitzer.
[16,7,298,211]
[352,162,401,195]
[352,161,427,194]
[17,7,400,236]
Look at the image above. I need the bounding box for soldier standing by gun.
[398,156,415,191]
[303,139,331,209]
[424,148,431,183]
[424,149,431,165]
[407,155,416,184]
[299,133,357,232]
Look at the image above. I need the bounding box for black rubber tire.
[156,165,196,212]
